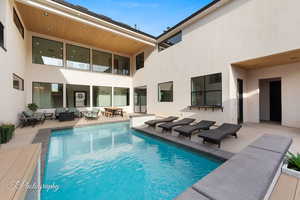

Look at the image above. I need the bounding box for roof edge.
[156,0,221,39]
[50,0,156,39]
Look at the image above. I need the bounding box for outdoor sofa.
[174,120,216,139]
[158,118,196,132]
[198,123,242,148]
[144,116,178,128]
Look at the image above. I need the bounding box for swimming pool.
[42,122,221,200]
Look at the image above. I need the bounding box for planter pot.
[282,163,300,179]
[0,125,15,144]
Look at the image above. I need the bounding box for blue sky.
[66,0,213,36]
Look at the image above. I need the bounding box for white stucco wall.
[0,0,27,124]
[25,32,135,113]
[246,63,300,128]
[133,0,300,126]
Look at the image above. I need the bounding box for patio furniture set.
[20,107,124,127]
[145,116,242,148]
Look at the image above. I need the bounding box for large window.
[33,82,63,109]
[13,8,24,39]
[93,86,112,107]
[136,52,144,70]
[158,31,182,52]
[158,81,173,102]
[92,50,112,73]
[32,37,64,66]
[13,73,24,90]
[66,44,90,70]
[114,55,130,76]
[114,87,129,106]
[66,84,90,107]
[0,22,4,50]
[191,73,222,106]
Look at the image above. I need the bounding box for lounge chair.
[174,120,216,139]
[84,108,100,120]
[198,123,242,148]
[158,118,196,132]
[144,116,178,128]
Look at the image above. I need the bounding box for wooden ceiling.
[232,49,300,69]
[16,2,149,55]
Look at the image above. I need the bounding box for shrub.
[287,152,300,172]
[0,124,15,144]
[27,103,38,112]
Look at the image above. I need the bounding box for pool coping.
[132,127,234,161]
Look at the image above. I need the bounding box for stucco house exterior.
[1,0,300,128]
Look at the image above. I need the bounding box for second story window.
[136,52,144,70]
[13,8,24,39]
[114,55,130,76]
[32,37,63,67]
[92,50,112,73]
[158,31,182,52]
[66,44,90,71]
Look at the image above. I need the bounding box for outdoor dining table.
[104,107,123,117]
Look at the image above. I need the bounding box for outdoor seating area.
[19,107,126,127]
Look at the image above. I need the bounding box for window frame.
[32,36,64,67]
[92,86,112,107]
[158,31,182,52]
[158,81,174,102]
[13,73,24,91]
[92,49,113,74]
[191,73,222,107]
[113,87,130,106]
[66,43,91,71]
[32,82,64,109]
[13,8,24,39]
[135,52,144,71]
[113,54,131,76]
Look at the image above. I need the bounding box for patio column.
[112,87,114,107]
[90,85,93,108]
[63,83,67,108]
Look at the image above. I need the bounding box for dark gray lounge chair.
[198,123,242,148]
[174,120,216,139]
[144,116,178,128]
[158,118,196,132]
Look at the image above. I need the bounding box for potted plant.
[282,152,300,179]
[27,103,38,113]
[0,124,15,144]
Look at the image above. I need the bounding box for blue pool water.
[42,122,221,200]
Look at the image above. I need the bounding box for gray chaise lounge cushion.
[192,135,292,200]
[198,123,242,140]
[145,116,178,126]
[158,118,196,130]
[174,120,216,135]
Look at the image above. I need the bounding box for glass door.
[134,88,147,113]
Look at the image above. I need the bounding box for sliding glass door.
[134,88,147,113]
